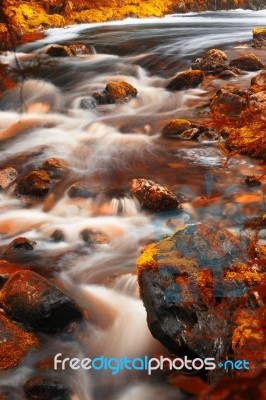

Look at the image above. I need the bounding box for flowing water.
[0,10,266,399]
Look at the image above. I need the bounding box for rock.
[244,175,262,186]
[167,70,204,90]
[253,27,266,48]
[79,97,97,109]
[69,43,91,55]
[210,86,249,119]
[67,182,95,199]
[217,70,238,80]
[23,377,71,400]
[229,53,264,71]
[3,237,37,258]
[162,119,192,138]
[250,71,266,92]
[192,49,236,77]
[0,270,83,332]
[80,229,109,246]
[137,224,264,373]
[130,178,182,213]
[203,49,228,63]
[162,119,217,141]
[15,170,51,198]
[50,229,65,242]
[0,389,21,400]
[0,168,18,191]
[46,45,74,57]
[93,82,138,104]
[0,314,39,372]
[42,158,66,178]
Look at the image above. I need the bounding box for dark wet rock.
[210,86,249,119]
[217,70,238,80]
[42,158,66,178]
[0,270,83,332]
[80,229,109,246]
[69,43,91,56]
[250,71,266,92]
[162,119,217,141]
[79,96,97,109]
[68,182,95,199]
[137,224,264,375]
[93,82,138,105]
[0,314,39,372]
[3,237,37,257]
[46,45,74,57]
[162,119,192,138]
[229,53,264,71]
[167,70,204,91]
[50,229,65,242]
[192,48,237,77]
[15,170,51,198]
[0,168,18,191]
[253,27,266,48]
[130,178,182,213]
[244,175,263,186]
[0,260,27,289]
[23,377,71,400]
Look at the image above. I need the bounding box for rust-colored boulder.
[46,45,74,57]
[69,43,92,55]
[229,53,264,71]
[210,86,249,119]
[15,170,50,197]
[253,27,266,48]
[250,71,266,92]
[23,377,71,400]
[162,119,191,138]
[42,158,66,178]
[167,70,204,91]
[0,314,39,372]
[130,178,182,213]
[0,167,18,191]
[3,237,37,258]
[93,82,138,104]
[0,270,83,332]
[137,224,264,378]
[80,229,109,246]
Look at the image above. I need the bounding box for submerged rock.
[80,229,109,246]
[229,53,264,71]
[46,45,74,57]
[15,170,51,198]
[130,178,182,213]
[0,314,39,372]
[137,224,264,376]
[23,377,71,400]
[0,167,18,191]
[167,70,204,91]
[0,270,83,332]
[93,82,138,104]
[50,229,65,242]
[210,86,249,119]
[68,182,95,199]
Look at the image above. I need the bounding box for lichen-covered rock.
[162,119,192,137]
[130,178,182,212]
[137,224,264,376]
[46,45,74,57]
[229,53,264,71]
[0,270,83,332]
[253,27,266,48]
[41,158,66,178]
[167,70,204,90]
[0,314,39,372]
[210,86,249,119]
[23,377,71,400]
[80,229,109,246]
[162,119,217,140]
[15,170,51,197]
[93,82,138,104]
[0,167,18,191]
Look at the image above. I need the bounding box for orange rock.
[229,53,264,71]
[162,119,191,138]
[167,70,204,90]
[15,170,51,197]
[0,314,39,372]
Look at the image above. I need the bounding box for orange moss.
[232,310,264,352]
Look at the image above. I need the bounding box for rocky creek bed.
[0,9,265,400]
